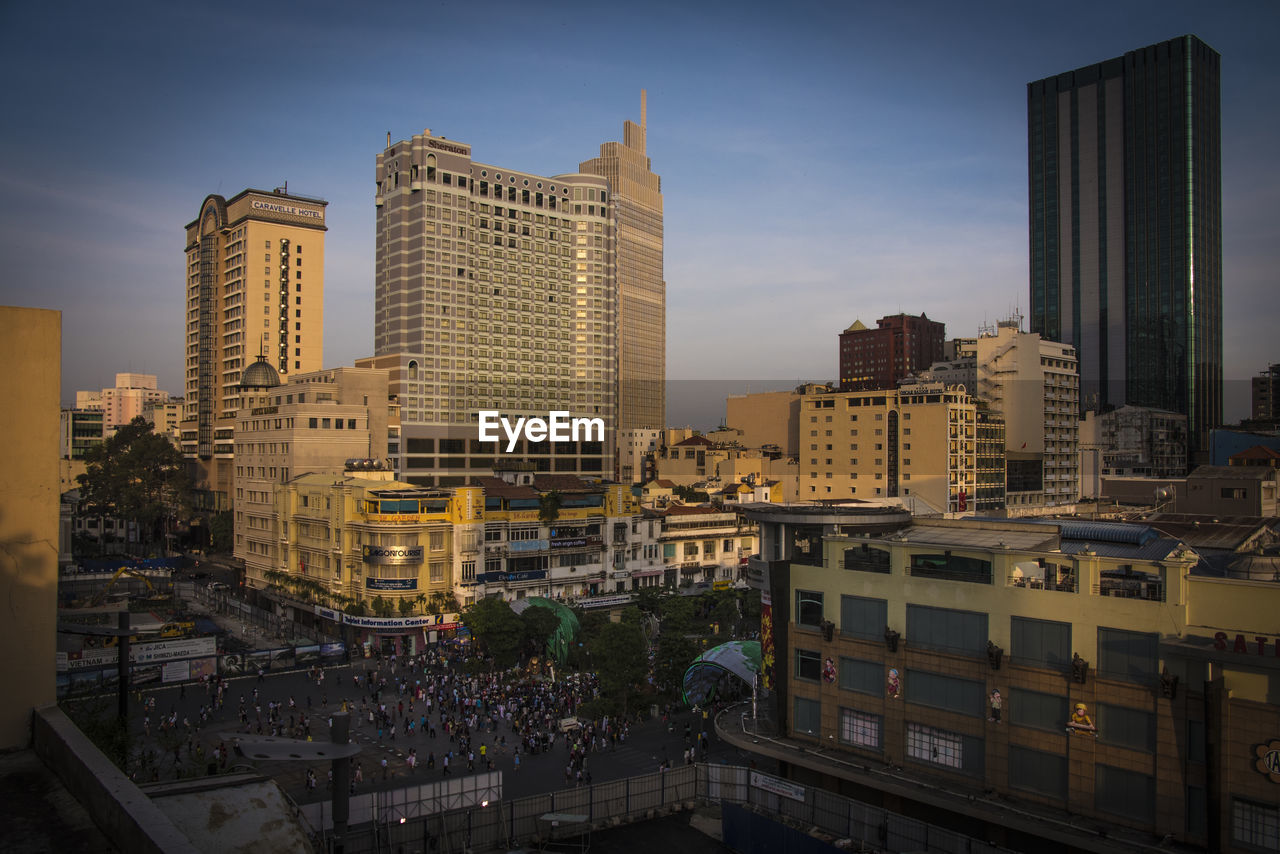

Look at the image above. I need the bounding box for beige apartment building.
[798,383,977,514]
[75,373,170,436]
[370,97,663,485]
[182,188,327,507]
[232,360,397,588]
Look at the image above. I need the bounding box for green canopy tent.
[681,640,761,707]
[510,596,579,667]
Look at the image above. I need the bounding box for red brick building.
[838,313,945,391]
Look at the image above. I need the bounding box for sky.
[2,0,1277,431]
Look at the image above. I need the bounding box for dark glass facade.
[1028,36,1221,459]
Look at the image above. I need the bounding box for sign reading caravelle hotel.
[250,199,325,220]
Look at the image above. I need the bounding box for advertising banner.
[245,650,271,673]
[162,660,190,683]
[270,647,296,669]
[320,642,346,663]
[296,645,321,667]
[220,654,246,675]
[760,600,774,691]
[365,577,418,591]
[189,657,217,682]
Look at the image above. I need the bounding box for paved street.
[116,658,774,806]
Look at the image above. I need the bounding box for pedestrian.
[258,667,264,683]
[381,757,389,780]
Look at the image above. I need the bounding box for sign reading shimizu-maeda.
[362,545,424,565]
[251,199,324,221]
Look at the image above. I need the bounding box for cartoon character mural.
[822,657,837,684]
[989,689,1002,722]
[1067,702,1096,734]
[887,667,901,699]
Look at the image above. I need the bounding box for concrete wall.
[32,705,198,854]
[0,306,60,748]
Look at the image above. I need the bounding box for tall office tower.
[838,313,945,391]
[1028,35,1221,462]
[370,101,661,486]
[580,91,665,434]
[182,189,327,508]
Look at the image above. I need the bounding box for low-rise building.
[754,514,1280,853]
[1178,465,1279,518]
[655,504,756,587]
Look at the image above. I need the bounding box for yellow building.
[762,516,1280,853]
[272,470,480,609]
[0,306,60,747]
[182,188,327,508]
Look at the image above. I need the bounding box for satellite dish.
[1155,486,1172,502]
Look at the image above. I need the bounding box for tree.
[77,417,191,555]
[461,596,524,668]
[655,633,700,695]
[592,621,647,716]
[398,597,415,617]
[425,590,461,615]
[209,511,233,554]
[371,596,394,618]
[538,490,562,524]
[519,603,562,660]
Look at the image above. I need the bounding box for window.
[907,670,985,717]
[1008,688,1067,732]
[906,723,983,775]
[1232,800,1280,850]
[1187,785,1208,836]
[1097,703,1155,752]
[839,708,882,749]
[1095,765,1155,825]
[794,697,821,736]
[1011,616,1071,670]
[1187,719,1206,764]
[1097,627,1159,683]
[429,561,444,582]
[839,658,882,696]
[796,590,824,627]
[1009,746,1067,800]
[906,605,987,656]
[429,531,445,550]
[796,649,821,681]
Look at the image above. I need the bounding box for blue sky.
[2,0,1276,429]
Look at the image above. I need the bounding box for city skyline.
[2,2,1277,429]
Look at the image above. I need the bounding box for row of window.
[795,700,1202,830]
[799,651,1165,752]
[799,592,1160,682]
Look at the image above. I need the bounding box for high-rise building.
[579,92,665,434]
[1251,363,1280,424]
[1028,35,1221,459]
[370,96,663,484]
[181,189,327,507]
[838,313,944,392]
[949,319,1080,512]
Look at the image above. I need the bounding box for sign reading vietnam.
[362,545,424,565]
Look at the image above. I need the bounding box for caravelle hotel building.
[182,188,327,507]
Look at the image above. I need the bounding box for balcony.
[1009,573,1077,593]
[908,553,992,584]
[1093,572,1165,602]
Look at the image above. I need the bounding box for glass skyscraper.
[1028,35,1221,461]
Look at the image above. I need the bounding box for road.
[115,659,775,805]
